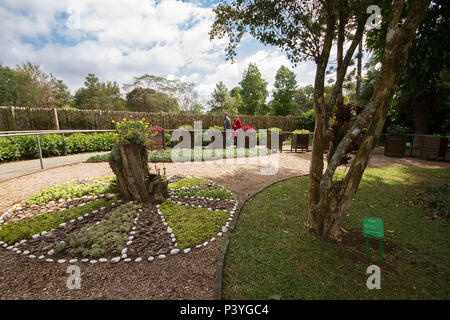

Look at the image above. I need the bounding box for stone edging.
[212,173,309,300]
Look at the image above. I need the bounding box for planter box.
[384,135,407,157]
[420,136,443,160]
[149,130,166,151]
[291,134,309,152]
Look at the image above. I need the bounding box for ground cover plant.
[222,167,450,299]
[175,187,236,200]
[0,198,115,245]
[25,181,112,205]
[168,177,210,190]
[159,200,228,249]
[61,201,140,258]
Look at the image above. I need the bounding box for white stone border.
[1,176,237,265]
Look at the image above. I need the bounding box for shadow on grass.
[222,166,450,300]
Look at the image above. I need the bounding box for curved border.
[213,173,309,300]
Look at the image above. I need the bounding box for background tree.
[270,65,298,116]
[126,87,179,113]
[74,73,125,110]
[366,0,449,134]
[0,64,17,105]
[239,63,268,115]
[293,85,314,114]
[51,79,72,108]
[207,81,230,114]
[211,0,430,241]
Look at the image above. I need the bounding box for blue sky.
[0,0,319,103]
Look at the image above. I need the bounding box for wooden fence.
[0,106,299,131]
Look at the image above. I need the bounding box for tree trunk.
[307,0,430,241]
[109,143,151,203]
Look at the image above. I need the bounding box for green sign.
[363,217,384,239]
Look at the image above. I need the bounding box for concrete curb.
[213,173,309,300]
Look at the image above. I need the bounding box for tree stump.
[109,143,167,203]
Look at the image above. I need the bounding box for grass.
[222,167,450,300]
[61,201,140,258]
[0,198,116,245]
[159,200,229,249]
[175,187,236,200]
[168,177,210,190]
[25,181,112,205]
[86,147,272,163]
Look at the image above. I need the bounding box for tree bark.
[109,143,151,203]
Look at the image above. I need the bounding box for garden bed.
[0,175,238,265]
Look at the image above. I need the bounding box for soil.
[0,148,449,299]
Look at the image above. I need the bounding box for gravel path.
[0,148,449,300]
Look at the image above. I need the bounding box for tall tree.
[211,0,430,241]
[74,73,125,110]
[271,65,298,116]
[52,79,72,108]
[126,88,179,113]
[366,0,449,134]
[293,85,314,114]
[239,63,268,115]
[208,81,230,114]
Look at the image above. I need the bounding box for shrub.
[178,124,193,130]
[0,132,117,163]
[293,129,310,134]
[387,124,409,135]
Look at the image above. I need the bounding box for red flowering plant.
[241,125,256,132]
[149,126,165,132]
[328,101,365,165]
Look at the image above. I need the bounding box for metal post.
[61,133,67,155]
[36,135,44,169]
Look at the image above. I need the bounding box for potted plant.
[384,125,408,157]
[292,129,310,152]
[149,126,166,151]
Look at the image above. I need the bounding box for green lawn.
[222,167,450,300]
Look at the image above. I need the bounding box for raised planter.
[420,136,445,161]
[291,134,309,152]
[149,130,166,151]
[384,135,407,157]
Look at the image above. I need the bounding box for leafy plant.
[293,129,310,134]
[176,187,236,200]
[159,200,228,249]
[0,199,115,245]
[63,201,140,258]
[387,124,409,135]
[25,181,110,205]
[168,177,210,190]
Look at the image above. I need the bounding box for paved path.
[0,152,108,182]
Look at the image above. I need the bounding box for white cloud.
[0,0,317,106]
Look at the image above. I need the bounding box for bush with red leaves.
[328,102,365,165]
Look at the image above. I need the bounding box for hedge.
[0,132,116,162]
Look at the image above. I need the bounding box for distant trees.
[73,73,126,110]
[239,63,268,115]
[0,62,72,108]
[207,81,237,114]
[270,65,298,116]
